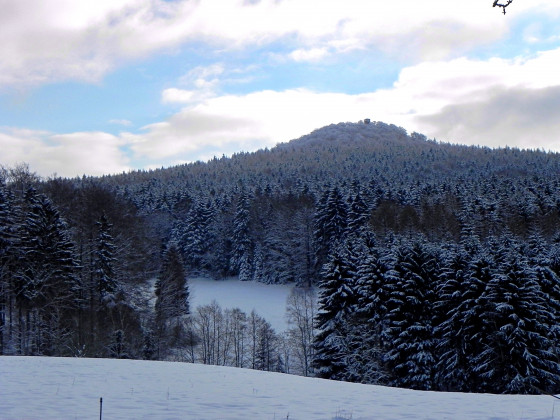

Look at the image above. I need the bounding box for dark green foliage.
[313,241,359,381]
[95,213,118,304]
[383,240,438,390]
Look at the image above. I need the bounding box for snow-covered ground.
[189,277,294,332]
[1,356,557,420]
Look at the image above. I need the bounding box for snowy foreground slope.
[1,356,557,420]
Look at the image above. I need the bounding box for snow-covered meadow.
[1,355,557,420]
[2,278,558,420]
[189,277,294,332]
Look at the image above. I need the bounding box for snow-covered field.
[2,280,557,419]
[189,277,294,332]
[1,356,557,420]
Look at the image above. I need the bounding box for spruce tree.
[155,242,190,356]
[473,248,560,394]
[313,186,349,276]
[349,242,392,384]
[434,245,480,391]
[383,239,438,390]
[313,242,358,381]
[230,190,253,280]
[95,213,118,305]
[17,188,79,355]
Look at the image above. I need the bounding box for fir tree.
[16,188,80,355]
[348,242,392,384]
[383,239,438,390]
[434,245,481,391]
[313,242,358,381]
[95,213,118,306]
[313,186,349,276]
[473,249,560,394]
[155,242,190,356]
[230,190,253,280]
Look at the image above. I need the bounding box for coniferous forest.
[2,121,560,394]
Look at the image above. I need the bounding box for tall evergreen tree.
[95,213,118,305]
[230,190,253,281]
[0,182,17,354]
[155,242,190,357]
[313,241,358,381]
[347,188,370,234]
[16,188,80,355]
[473,248,560,394]
[349,242,392,384]
[383,239,438,390]
[313,186,349,276]
[434,245,482,391]
[177,198,216,273]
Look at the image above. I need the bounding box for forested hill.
[84,120,560,283]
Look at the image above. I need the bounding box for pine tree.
[313,241,358,380]
[155,242,190,357]
[0,182,17,354]
[434,245,480,391]
[313,186,349,276]
[473,247,560,394]
[230,190,253,280]
[347,187,370,234]
[95,213,118,306]
[383,239,438,390]
[178,198,216,273]
[16,188,80,355]
[349,242,392,384]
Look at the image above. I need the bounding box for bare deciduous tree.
[285,287,317,377]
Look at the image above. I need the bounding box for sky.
[1,0,560,178]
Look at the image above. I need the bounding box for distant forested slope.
[93,120,560,284]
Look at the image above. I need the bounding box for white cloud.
[289,48,330,62]
[109,119,133,126]
[0,128,130,177]
[161,88,197,104]
[4,45,560,177]
[4,0,553,87]
[132,46,560,165]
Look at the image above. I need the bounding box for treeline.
[0,167,158,357]
[0,168,315,377]
[312,230,560,394]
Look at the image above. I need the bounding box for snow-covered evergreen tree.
[313,186,349,276]
[313,241,358,381]
[95,213,118,305]
[16,188,80,355]
[347,186,370,234]
[434,245,481,391]
[473,246,560,394]
[230,190,253,281]
[348,241,392,384]
[154,241,190,357]
[383,239,438,390]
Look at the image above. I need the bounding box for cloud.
[0,128,130,177]
[2,0,548,88]
[417,86,560,150]
[132,46,560,166]
[289,48,330,62]
[161,88,198,104]
[109,119,133,126]
[4,44,560,177]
